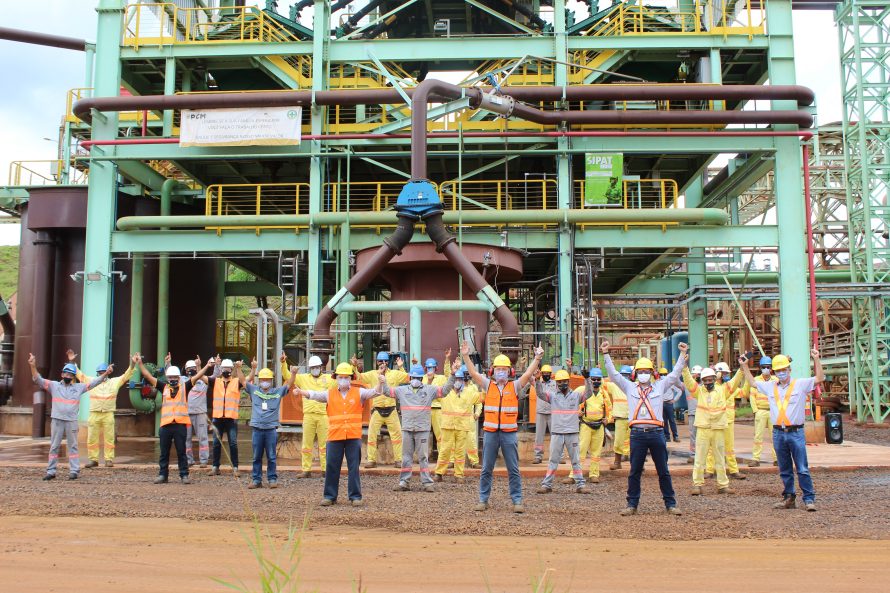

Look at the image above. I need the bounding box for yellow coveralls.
[683,368,730,488]
[77,364,134,463]
[749,373,776,462]
[606,379,630,456]
[358,367,408,463]
[706,370,744,475]
[577,385,613,479]
[465,402,481,465]
[424,365,451,448]
[434,383,482,478]
[282,366,334,472]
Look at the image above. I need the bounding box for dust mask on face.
[636,372,652,384]
[557,382,569,393]
[410,378,422,389]
[776,370,790,382]
[761,368,772,377]
[494,370,509,381]
[337,378,351,390]
[454,380,464,391]
[310,367,321,377]
[260,381,272,390]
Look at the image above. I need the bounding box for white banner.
[180,106,302,147]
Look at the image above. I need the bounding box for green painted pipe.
[410,306,422,367]
[340,300,493,313]
[116,208,729,230]
[157,179,177,363]
[128,254,160,414]
[707,270,853,283]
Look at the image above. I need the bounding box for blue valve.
[394,180,443,219]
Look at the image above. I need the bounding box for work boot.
[423,484,435,493]
[188,461,195,467]
[469,462,480,469]
[773,460,779,466]
[619,506,637,516]
[561,476,576,485]
[773,496,796,510]
[666,507,683,516]
[690,486,703,496]
[806,502,817,512]
[181,476,191,485]
[609,453,622,471]
[364,461,377,469]
[672,437,681,443]
[393,482,409,492]
[513,503,525,514]
[248,481,261,489]
[474,501,489,512]
[536,486,552,494]
[686,457,694,465]
[42,473,55,481]
[210,467,220,476]
[716,486,734,494]
[84,460,98,469]
[393,462,402,469]
[622,455,629,462]
[532,457,543,465]
[298,471,312,479]
[730,472,747,481]
[351,499,364,507]
[433,474,443,483]
[576,485,592,494]
[588,476,600,484]
[68,473,78,480]
[153,476,168,484]
[269,481,279,489]
[748,460,761,468]
[319,498,335,507]
[105,461,114,468]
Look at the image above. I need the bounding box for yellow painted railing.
[574,178,679,230]
[577,0,765,37]
[206,183,310,219]
[8,160,88,186]
[440,178,555,212]
[66,87,163,125]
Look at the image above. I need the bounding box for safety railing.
[7,160,88,186]
[576,0,765,37]
[66,87,164,125]
[205,183,310,231]
[325,181,410,214]
[439,178,556,218]
[574,178,678,230]
[215,319,256,359]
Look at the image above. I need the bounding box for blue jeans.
[479,430,522,504]
[627,427,676,509]
[251,427,278,484]
[212,418,239,469]
[662,402,678,439]
[323,438,362,502]
[773,428,816,503]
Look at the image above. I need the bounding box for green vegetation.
[0,245,19,299]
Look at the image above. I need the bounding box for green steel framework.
[71,0,819,418]
[837,0,890,422]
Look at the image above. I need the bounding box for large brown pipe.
[0,26,87,51]
[31,231,55,438]
[72,84,815,123]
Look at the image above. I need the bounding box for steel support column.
[685,178,709,365]
[554,0,573,361]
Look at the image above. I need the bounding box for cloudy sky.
[0,2,844,246]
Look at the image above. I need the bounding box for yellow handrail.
[8,160,88,186]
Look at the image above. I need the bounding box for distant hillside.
[0,245,19,299]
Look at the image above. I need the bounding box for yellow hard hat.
[541,364,552,373]
[258,368,274,380]
[335,362,354,376]
[634,357,654,371]
[492,354,512,367]
[771,355,791,371]
[554,369,571,381]
[659,367,668,375]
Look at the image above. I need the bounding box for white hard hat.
[166,366,182,377]
[220,359,234,369]
[714,362,731,373]
[185,360,197,370]
[700,367,717,379]
[691,365,703,375]
[307,355,323,368]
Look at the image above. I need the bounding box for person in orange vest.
[739,350,823,511]
[296,362,383,507]
[135,353,214,484]
[193,357,246,477]
[459,340,544,514]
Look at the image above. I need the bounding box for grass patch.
[0,245,19,299]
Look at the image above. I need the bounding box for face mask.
[760,368,772,377]
[186,369,197,377]
[310,367,321,377]
[338,378,351,390]
[694,376,701,384]
[494,370,509,381]
[168,380,179,389]
[703,381,715,391]
[636,372,651,384]
[62,377,73,384]
[259,381,273,390]
[222,370,232,378]
[541,374,551,382]
[410,378,422,388]
[590,380,602,389]
[454,380,464,391]
[776,370,790,381]
[557,382,569,393]
[722,373,731,382]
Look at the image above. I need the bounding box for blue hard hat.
[620,365,633,375]
[409,364,425,378]
[95,363,109,374]
[424,358,438,368]
[454,365,467,379]
[759,356,772,366]
[62,363,77,375]
[376,351,390,361]
[589,368,604,378]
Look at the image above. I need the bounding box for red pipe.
[802,144,819,349]
[141,111,148,137]
[79,129,814,149]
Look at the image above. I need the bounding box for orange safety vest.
[774,380,797,427]
[629,385,663,427]
[482,380,519,433]
[160,383,191,427]
[212,378,241,419]
[326,386,364,441]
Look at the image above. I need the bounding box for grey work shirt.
[384,375,455,432]
[604,355,686,427]
[538,383,589,434]
[35,373,104,421]
[245,383,290,429]
[183,365,221,414]
[534,378,556,415]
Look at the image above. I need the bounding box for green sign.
[584,153,624,206]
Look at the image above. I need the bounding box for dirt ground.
[1,466,889,592]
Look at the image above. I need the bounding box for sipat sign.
[180,107,302,147]
[584,153,624,206]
